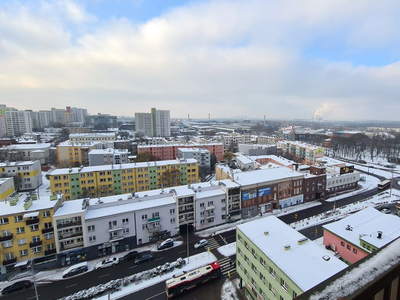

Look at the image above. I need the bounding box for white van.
[62,262,88,278]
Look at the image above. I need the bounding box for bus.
[378,179,391,190]
[165,261,221,299]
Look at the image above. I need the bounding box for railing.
[26,218,39,226]
[57,220,82,229]
[29,240,42,248]
[45,249,57,256]
[0,233,13,242]
[58,232,83,240]
[41,227,54,234]
[60,241,84,251]
[148,225,162,233]
[3,257,17,266]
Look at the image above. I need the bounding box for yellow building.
[49,159,199,200]
[0,161,43,191]
[0,194,63,275]
[0,177,15,201]
[56,141,100,168]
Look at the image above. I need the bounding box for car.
[381,208,391,214]
[120,251,139,262]
[95,257,119,270]
[157,238,174,250]
[194,239,209,249]
[1,280,33,295]
[62,262,88,278]
[134,254,154,265]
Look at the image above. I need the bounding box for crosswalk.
[205,237,220,251]
[219,257,236,278]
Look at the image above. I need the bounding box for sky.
[1,0,400,121]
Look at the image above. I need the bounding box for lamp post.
[31,252,39,300]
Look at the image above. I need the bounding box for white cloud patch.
[1,0,400,120]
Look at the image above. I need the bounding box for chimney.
[377,231,383,239]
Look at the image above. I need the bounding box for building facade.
[0,161,42,191]
[88,148,129,166]
[135,108,171,137]
[178,148,211,167]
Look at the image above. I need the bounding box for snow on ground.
[221,278,241,300]
[218,242,237,257]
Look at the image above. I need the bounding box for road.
[4,173,390,300]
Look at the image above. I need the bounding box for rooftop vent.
[284,244,291,251]
[345,225,353,231]
[322,255,331,261]
[377,231,383,239]
[264,231,269,235]
[298,237,308,245]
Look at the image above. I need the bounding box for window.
[14,215,23,222]
[0,217,9,224]
[353,248,358,254]
[142,224,148,230]
[20,249,28,257]
[42,211,51,218]
[30,224,39,231]
[347,244,351,250]
[142,214,147,220]
[200,203,204,208]
[170,209,175,214]
[269,283,275,295]
[341,241,345,247]
[16,227,25,234]
[123,228,129,234]
[293,291,298,298]
[252,248,257,259]
[170,218,175,223]
[45,232,54,239]
[3,240,12,248]
[17,238,27,245]
[252,263,257,273]
[260,273,265,284]
[89,236,96,242]
[88,225,95,232]
[281,278,288,292]
[44,222,52,229]
[152,212,160,218]
[269,267,276,278]
[260,257,266,268]
[109,221,117,228]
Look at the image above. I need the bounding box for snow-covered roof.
[235,155,253,165]
[53,199,84,217]
[49,159,198,176]
[5,143,51,150]
[323,207,400,249]
[250,155,295,167]
[0,161,38,167]
[234,167,303,186]
[237,216,347,291]
[177,147,209,153]
[0,195,61,216]
[88,148,129,155]
[138,143,222,148]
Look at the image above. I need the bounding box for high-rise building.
[5,110,32,136]
[135,108,171,137]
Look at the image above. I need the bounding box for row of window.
[0,212,51,225]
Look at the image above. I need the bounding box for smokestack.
[188,114,189,120]
[264,115,266,126]
[208,113,210,123]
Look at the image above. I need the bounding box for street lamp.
[31,252,39,300]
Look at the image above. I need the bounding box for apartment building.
[0,161,42,191]
[138,143,224,161]
[135,108,171,137]
[323,207,400,264]
[325,165,360,196]
[5,109,32,136]
[278,141,324,165]
[238,144,277,156]
[222,133,252,150]
[0,143,51,164]
[0,178,15,202]
[86,114,118,129]
[48,159,199,200]
[236,216,347,300]
[56,141,104,167]
[178,148,211,167]
[88,148,129,166]
[0,194,63,275]
[69,133,116,144]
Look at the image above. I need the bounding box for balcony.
[205,205,214,211]
[57,220,82,229]
[60,241,84,251]
[29,240,42,248]
[45,248,57,256]
[178,208,194,214]
[26,217,39,226]
[0,233,13,242]
[58,232,83,241]
[109,235,124,242]
[3,257,17,266]
[148,225,162,233]
[42,227,54,234]
[147,217,161,223]
[178,199,194,205]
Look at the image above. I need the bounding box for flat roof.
[323,207,400,249]
[237,216,347,291]
[234,167,303,186]
[49,159,198,176]
[0,195,60,216]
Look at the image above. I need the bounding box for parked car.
[381,208,391,214]
[1,280,33,295]
[95,257,119,270]
[134,254,154,265]
[194,239,209,249]
[157,238,174,250]
[121,251,139,262]
[62,262,88,278]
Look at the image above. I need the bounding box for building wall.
[0,161,42,191]
[0,178,15,201]
[323,230,368,264]
[236,228,302,300]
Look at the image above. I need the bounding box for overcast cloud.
[1,0,400,121]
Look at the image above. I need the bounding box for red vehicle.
[165,261,221,299]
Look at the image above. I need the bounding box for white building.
[88,148,129,166]
[5,110,32,136]
[0,160,42,191]
[69,133,116,143]
[222,133,252,150]
[135,108,171,137]
[1,143,51,164]
[178,148,210,167]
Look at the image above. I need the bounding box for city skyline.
[1,0,400,121]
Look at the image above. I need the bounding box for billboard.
[340,165,354,174]
[242,190,257,200]
[258,187,271,197]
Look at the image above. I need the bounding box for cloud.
[1,0,400,121]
